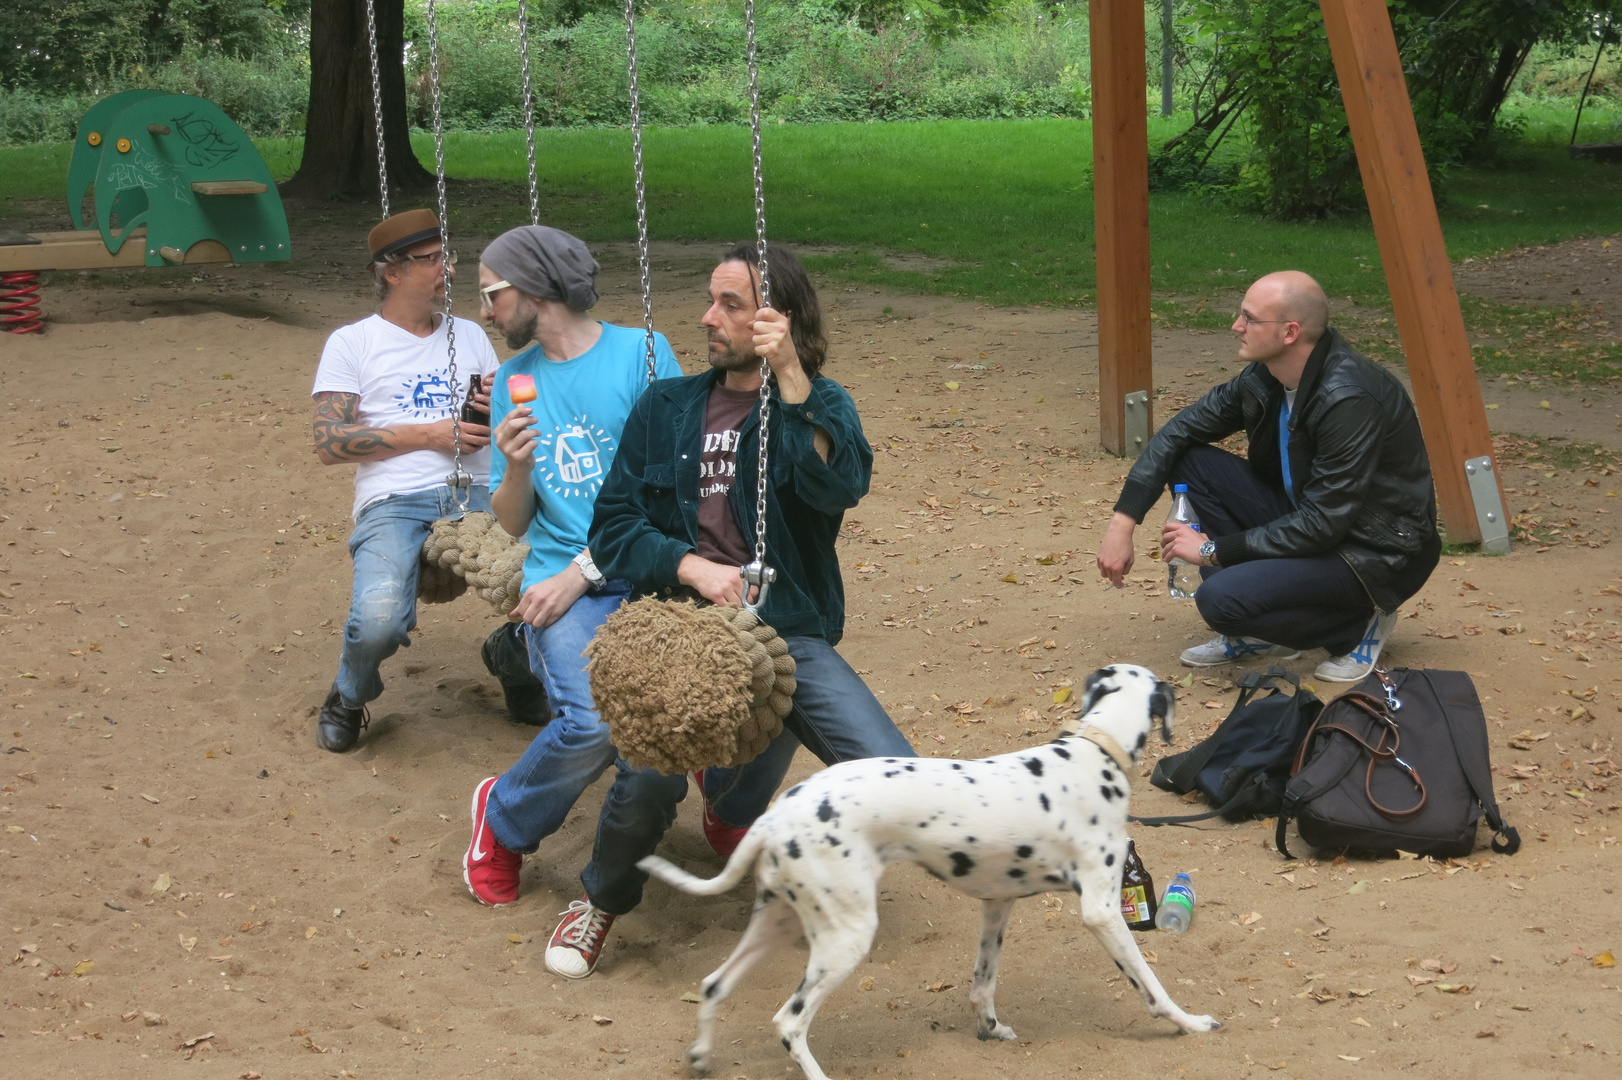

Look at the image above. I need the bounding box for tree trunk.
[283,0,433,203]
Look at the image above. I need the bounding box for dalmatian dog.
[639,663,1220,1080]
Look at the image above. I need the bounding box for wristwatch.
[1198,539,1218,567]
[573,551,606,591]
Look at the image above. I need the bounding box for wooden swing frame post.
[1090,0,1505,547]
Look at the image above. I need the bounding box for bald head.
[1251,271,1329,343]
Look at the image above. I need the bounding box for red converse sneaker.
[692,769,749,858]
[464,775,521,906]
[544,898,616,979]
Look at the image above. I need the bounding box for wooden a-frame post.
[1090,0,1508,548]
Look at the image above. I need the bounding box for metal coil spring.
[1,271,43,334]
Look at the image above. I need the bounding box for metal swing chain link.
[741,0,775,611]
[425,0,469,509]
[518,0,540,226]
[624,0,657,384]
[363,0,390,218]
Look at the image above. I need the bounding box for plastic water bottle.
[1165,484,1201,599]
[1156,873,1195,934]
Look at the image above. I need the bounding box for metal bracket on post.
[1463,455,1510,555]
[1123,391,1149,458]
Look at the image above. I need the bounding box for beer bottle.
[1119,839,1158,931]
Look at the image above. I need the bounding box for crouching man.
[1096,271,1440,682]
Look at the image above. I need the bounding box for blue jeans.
[334,484,491,708]
[483,582,632,854]
[580,634,916,915]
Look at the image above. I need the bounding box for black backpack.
[1133,667,1321,826]
[1274,667,1520,859]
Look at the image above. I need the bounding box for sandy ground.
[2,196,1621,1079]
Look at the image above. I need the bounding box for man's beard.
[504,305,539,352]
[707,334,758,372]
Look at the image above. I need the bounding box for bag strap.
[1131,783,1255,827]
[1411,669,1522,855]
[1161,666,1299,794]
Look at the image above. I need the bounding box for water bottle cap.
[1173,484,1188,493]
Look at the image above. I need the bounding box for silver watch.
[1198,539,1218,566]
[573,551,605,590]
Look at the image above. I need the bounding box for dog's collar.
[1057,720,1135,776]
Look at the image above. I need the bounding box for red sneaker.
[692,769,749,858]
[544,898,616,979]
[464,775,521,906]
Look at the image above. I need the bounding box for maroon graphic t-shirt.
[695,384,757,568]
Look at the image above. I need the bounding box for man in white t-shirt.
[309,209,502,752]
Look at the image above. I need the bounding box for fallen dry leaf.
[1593,951,1617,969]
[151,873,172,893]
[592,1015,613,1026]
[1435,983,1473,994]
[925,980,957,993]
[679,991,702,1003]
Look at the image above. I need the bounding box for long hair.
[721,242,828,379]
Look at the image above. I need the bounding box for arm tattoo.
[313,392,396,463]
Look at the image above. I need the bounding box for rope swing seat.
[393,0,796,773]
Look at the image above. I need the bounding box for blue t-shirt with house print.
[489,322,680,590]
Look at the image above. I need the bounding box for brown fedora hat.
[368,209,442,260]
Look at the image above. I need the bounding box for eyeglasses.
[403,248,458,266]
[479,279,513,309]
[1234,311,1292,329]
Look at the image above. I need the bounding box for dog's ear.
[1079,667,1117,715]
[1149,680,1176,742]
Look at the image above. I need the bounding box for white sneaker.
[544,897,616,979]
[1315,609,1400,683]
[1180,635,1301,667]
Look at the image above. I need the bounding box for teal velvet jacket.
[588,368,872,643]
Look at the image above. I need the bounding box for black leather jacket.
[1114,328,1440,612]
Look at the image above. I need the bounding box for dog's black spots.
[1104,852,1116,867]
[1135,732,1148,752]
[816,797,838,823]
[704,981,720,999]
[791,998,805,1015]
[1016,844,1033,859]
[1044,873,1063,884]
[785,838,803,860]
[1101,769,1114,783]
[904,764,916,772]
[1128,976,1141,991]
[966,835,977,844]
[1007,867,1026,879]
[843,849,851,858]
[1090,815,1099,826]
[951,762,963,771]
[1146,994,1157,1007]
[918,820,929,828]
[1100,785,1117,802]
[1053,746,1071,760]
[883,770,899,778]
[759,889,776,904]
[784,785,802,799]
[1039,794,1051,812]
[770,853,779,868]
[781,1037,792,1050]
[965,776,977,785]
[1112,786,1126,800]
[883,758,897,764]
[785,886,797,902]
[1113,959,1125,972]
[949,851,976,877]
[1023,758,1044,777]
[825,834,841,847]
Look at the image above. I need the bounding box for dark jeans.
[1170,446,1373,656]
[579,635,917,915]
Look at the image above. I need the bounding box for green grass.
[5,118,1621,320]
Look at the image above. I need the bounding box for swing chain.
[363,0,390,218]
[624,0,658,385]
[424,0,470,509]
[739,0,775,615]
[517,0,540,226]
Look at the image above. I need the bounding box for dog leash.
[1057,720,1135,778]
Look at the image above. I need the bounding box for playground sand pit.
[1,202,1620,1078]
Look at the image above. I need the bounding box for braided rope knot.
[417,511,527,613]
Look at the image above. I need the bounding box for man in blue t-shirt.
[461,226,679,908]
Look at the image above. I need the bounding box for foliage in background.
[1154,0,1622,218]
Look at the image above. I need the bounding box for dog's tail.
[638,824,768,897]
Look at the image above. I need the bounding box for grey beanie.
[480,225,600,312]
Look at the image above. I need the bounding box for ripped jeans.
[332,483,491,709]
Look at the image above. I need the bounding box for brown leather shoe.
[316,684,368,752]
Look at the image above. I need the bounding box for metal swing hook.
[739,560,776,616]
